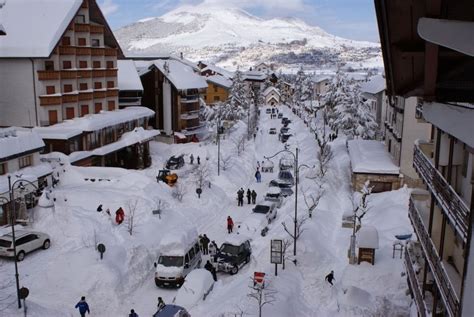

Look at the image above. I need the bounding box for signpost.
[97,243,106,260]
[270,239,283,276]
[196,188,202,198]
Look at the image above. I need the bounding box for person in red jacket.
[115,208,125,225]
[227,216,234,234]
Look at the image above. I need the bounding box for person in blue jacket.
[75,296,90,317]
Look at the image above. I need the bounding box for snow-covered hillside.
[114,3,382,71]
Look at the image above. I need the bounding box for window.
[94,82,102,89]
[0,162,7,175]
[107,100,115,111]
[44,61,54,71]
[48,110,58,125]
[213,96,220,102]
[18,155,32,168]
[62,60,72,69]
[46,86,55,94]
[91,39,100,47]
[213,85,218,92]
[92,60,101,69]
[63,84,73,93]
[94,103,102,113]
[79,83,88,91]
[80,105,89,117]
[77,38,86,46]
[66,107,75,119]
[79,60,88,69]
[62,36,71,46]
[107,81,114,89]
[106,61,114,69]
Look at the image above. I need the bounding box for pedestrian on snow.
[253,133,256,140]
[325,270,335,286]
[227,216,234,233]
[246,189,251,204]
[129,309,139,317]
[202,234,210,255]
[115,208,125,225]
[257,161,261,169]
[255,170,262,183]
[251,190,257,204]
[198,235,204,251]
[197,156,201,165]
[209,240,218,256]
[105,208,111,216]
[157,297,166,311]
[237,188,244,206]
[74,296,90,317]
[96,204,103,212]
[204,260,217,281]
[190,154,194,164]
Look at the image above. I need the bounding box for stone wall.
[352,172,401,193]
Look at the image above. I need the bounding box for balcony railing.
[404,245,429,317]
[90,25,104,34]
[38,70,60,80]
[106,89,118,97]
[61,71,77,79]
[39,96,61,106]
[105,69,117,77]
[409,196,460,317]
[77,70,92,78]
[62,94,78,103]
[76,47,91,55]
[59,46,76,55]
[93,91,106,99]
[74,23,90,33]
[413,143,469,242]
[92,70,106,78]
[104,48,117,56]
[78,92,93,101]
[91,48,105,56]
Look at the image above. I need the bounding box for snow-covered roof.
[223,234,250,246]
[117,60,143,91]
[360,75,386,95]
[312,75,332,83]
[34,107,155,139]
[347,140,399,175]
[0,0,82,57]
[202,64,234,79]
[0,163,53,196]
[243,70,266,81]
[169,55,200,72]
[356,225,379,249]
[159,226,199,256]
[152,60,208,90]
[0,128,45,160]
[206,75,232,89]
[263,86,281,97]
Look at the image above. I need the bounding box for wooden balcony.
[104,48,117,56]
[60,71,77,79]
[409,195,460,317]
[38,70,60,81]
[182,102,200,113]
[106,89,118,97]
[77,70,92,78]
[59,46,76,55]
[74,23,90,33]
[92,70,105,78]
[91,47,104,56]
[90,25,104,34]
[413,143,469,242]
[404,244,429,317]
[76,47,91,55]
[78,92,93,101]
[93,91,106,99]
[105,69,117,77]
[39,96,61,106]
[62,94,78,103]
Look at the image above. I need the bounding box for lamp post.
[7,176,39,309]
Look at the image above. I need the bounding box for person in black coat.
[129,309,139,317]
[325,270,335,286]
[246,189,251,204]
[204,260,217,281]
[202,234,210,255]
[251,190,257,204]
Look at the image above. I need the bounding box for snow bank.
[174,269,214,309]
[357,225,379,249]
[159,226,199,255]
[348,140,399,174]
[339,286,374,309]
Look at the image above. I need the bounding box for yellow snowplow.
[157,169,178,186]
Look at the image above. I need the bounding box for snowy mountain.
[114,3,382,71]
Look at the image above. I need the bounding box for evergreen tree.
[352,85,378,139]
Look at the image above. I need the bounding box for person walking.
[255,170,262,183]
[209,240,218,256]
[129,309,139,317]
[246,189,251,204]
[190,154,194,164]
[227,216,234,233]
[251,190,257,204]
[202,234,210,255]
[96,204,103,212]
[237,188,244,206]
[197,156,201,165]
[204,260,217,281]
[157,297,166,311]
[198,235,204,252]
[325,270,335,286]
[115,208,125,225]
[74,296,90,317]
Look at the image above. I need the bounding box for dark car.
[253,201,278,223]
[166,155,185,170]
[279,183,294,197]
[215,238,251,275]
[278,170,295,184]
[278,113,283,119]
[153,304,190,317]
[280,127,290,134]
[280,133,292,143]
[281,117,288,124]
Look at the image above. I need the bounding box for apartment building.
[360,74,386,130]
[0,0,123,128]
[376,0,474,316]
[204,75,232,106]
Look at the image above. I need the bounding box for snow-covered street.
[1,105,413,316]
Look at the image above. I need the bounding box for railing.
[37,70,60,80]
[92,70,106,78]
[106,89,118,97]
[76,47,91,55]
[59,46,76,55]
[62,94,78,103]
[409,196,460,317]
[74,23,90,32]
[404,246,429,317]
[91,48,105,56]
[93,91,106,99]
[413,143,469,242]
[90,25,104,34]
[104,48,117,56]
[78,92,93,101]
[61,71,77,79]
[105,69,117,77]
[77,70,92,78]
[39,96,62,106]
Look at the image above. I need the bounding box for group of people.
[96,204,125,225]
[189,154,201,165]
[199,234,218,256]
[236,188,257,206]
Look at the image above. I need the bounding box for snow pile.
[360,74,385,95]
[348,140,400,174]
[159,226,198,255]
[356,225,379,249]
[339,286,374,309]
[0,127,44,159]
[173,269,214,309]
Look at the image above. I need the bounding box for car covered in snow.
[166,155,185,170]
[279,156,294,170]
[154,227,202,288]
[279,183,294,197]
[270,170,294,187]
[253,201,278,224]
[280,127,290,134]
[173,269,214,309]
[215,235,252,275]
[280,133,292,143]
[278,113,283,118]
[269,128,277,135]
[0,230,50,261]
[266,108,272,114]
[153,304,190,317]
[264,187,284,208]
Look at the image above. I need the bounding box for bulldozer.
[156,169,178,186]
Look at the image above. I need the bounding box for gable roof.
[117,60,143,91]
[243,70,266,81]
[263,86,281,96]
[206,75,232,89]
[360,75,386,95]
[201,64,234,79]
[151,60,208,91]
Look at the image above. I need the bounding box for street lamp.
[7,175,39,309]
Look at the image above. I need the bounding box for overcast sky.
[99,0,380,42]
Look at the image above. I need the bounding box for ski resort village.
[0,0,474,316]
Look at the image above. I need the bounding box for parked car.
[215,236,252,275]
[153,305,190,317]
[0,230,50,261]
[280,127,290,134]
[281,117,288,124]
[278,170,295,185]
[166,155,185,170]
[278,113,283,118]
[266,108,272,114]
[279,157,294,170]
[279,183,294,197]
[264,187,284,208]
[269,128,277,135]
[280,133,292,143]
[253,201,278,224]
[173,269,214,310]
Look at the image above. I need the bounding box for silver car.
[264,188,284,208]
[253,201,278,224]
[0,230,51,261]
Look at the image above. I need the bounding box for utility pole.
[293,148,299,256]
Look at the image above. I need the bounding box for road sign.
[270,239,283,264]
[254,272,265,288]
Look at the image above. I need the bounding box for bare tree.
[301,180,325,218]
[126,199,139,236]
[282,215,309,256]
[248,280,278,317]
[231,134,246,156]
[281,239,292,270]
[220,154,234,171]
[193,162,213,189]
[153,198,168,219]
[172,183,187,202]
[312,122,333,178]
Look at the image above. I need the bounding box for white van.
[154,227,202,288]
